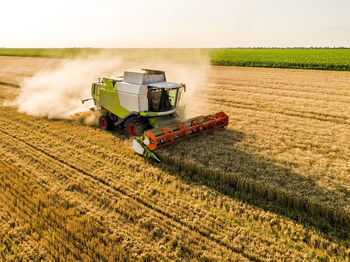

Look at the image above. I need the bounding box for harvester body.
[86,69,228,161]
[91,69,183,127]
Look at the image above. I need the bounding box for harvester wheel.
[124,116,148,138]
[99,115,112,131]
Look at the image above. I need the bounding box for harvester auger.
[82,69,229,161]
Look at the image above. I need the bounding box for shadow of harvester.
[156,128,350,240]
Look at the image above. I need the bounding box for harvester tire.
[99,115,112,131]
[124,116,148,138]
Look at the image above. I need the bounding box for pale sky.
[1,0,350,48]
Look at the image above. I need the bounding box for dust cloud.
[6,49,210,125]
[6,53,123,123]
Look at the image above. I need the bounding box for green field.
[1,48,350,71]
[210,48,350,71]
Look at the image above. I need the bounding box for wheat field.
[1,56,350,260]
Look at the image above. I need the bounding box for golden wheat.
[0,106,349,260]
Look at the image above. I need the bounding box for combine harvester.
[82,69,228,161]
